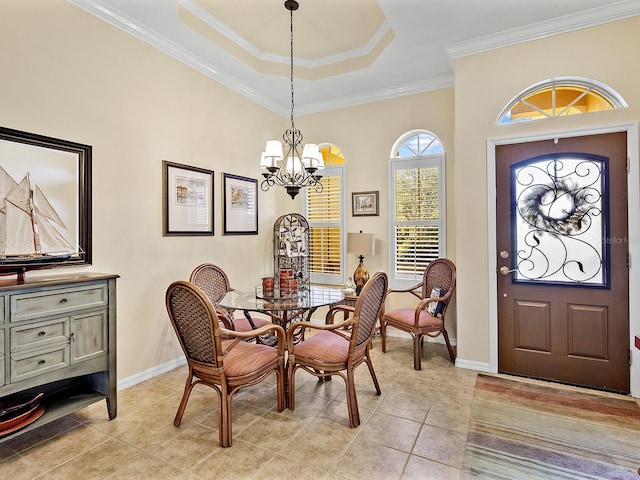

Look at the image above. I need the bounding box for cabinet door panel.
[0,330,4,386]
[71,310,107,362]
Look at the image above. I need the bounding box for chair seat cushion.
[384,308,444,329]
[231,316,270,332]
[221,340,279,377]
[293,330,350,364]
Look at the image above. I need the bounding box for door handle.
[499,266,517,276]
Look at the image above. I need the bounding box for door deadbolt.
[499,250,510,259]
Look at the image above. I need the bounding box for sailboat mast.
[26,174,40,255]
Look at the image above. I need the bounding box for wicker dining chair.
[165,280,286,447]
[190,263,271,332]
[286,271,388,428]
[380,258,456,370]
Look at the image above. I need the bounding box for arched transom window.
[498,77,627,124]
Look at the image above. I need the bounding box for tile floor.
[0,337,477,480]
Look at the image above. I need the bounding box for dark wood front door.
[496,132,629,393]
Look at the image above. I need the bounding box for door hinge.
[630,349,632,368]
[627,157,631,173]
[628,252,632,268]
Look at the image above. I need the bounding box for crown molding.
[67,0,451,115]
[447,0,640,61]
[296,75,455,116]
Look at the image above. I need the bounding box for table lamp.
[347,232,375,295]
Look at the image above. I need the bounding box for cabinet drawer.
[11,284,108,322]
[10,344,70,383]
[11,318,69,353]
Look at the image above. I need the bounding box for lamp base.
[353,255,369,295]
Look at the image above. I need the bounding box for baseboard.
[117,357,186,391]
[455,358,493,372]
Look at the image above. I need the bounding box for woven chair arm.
[286,318,354,350]
[220,324,286,354]
[326,304,355,324]
[215,308,234,330]
[385,282,424,300]
[417,295,445,311]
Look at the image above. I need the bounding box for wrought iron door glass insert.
[510,153,609,286]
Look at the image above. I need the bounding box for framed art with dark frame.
[163,161,214,236]
[352,190,379,216]
[0,126,92,281]
[223,173,258,235]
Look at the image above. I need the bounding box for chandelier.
[260,0,324,200]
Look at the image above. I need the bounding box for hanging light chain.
[290,4,295,132]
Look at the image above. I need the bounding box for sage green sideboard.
[0,273,118,440]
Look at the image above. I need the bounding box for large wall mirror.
[0,126,91,281]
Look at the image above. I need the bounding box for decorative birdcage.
[273,213,309,290]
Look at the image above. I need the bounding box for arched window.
[498,77,627,124]
[388,130,445,287]
[304,144,345,284]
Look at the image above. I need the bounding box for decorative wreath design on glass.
[519,178,591,236]
[513,157,606,285]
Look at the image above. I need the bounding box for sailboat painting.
[0,126,92,283]
[0,165,78,264]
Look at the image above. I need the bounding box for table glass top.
[217,285,346,312]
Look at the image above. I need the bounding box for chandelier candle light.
[347,232,376,295]
[260,0,324,199]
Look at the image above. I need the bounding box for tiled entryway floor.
[0,337,477,480]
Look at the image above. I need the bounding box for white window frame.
[497,76,628,124]
[388,154,446,290]
[303,164,346,285]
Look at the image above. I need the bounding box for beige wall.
[453,15,640,386]
[296,89,457,333]
[0,0,287,380]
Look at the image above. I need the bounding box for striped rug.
[462,374,640,479]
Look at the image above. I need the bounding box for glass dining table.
[216,285,347,341]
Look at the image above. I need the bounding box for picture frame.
[0,126,92,279]
[163,161,214,236]
[352,190,379,216]
[223,173,258,235]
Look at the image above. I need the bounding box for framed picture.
[223,173,258,235]
[0,126,92,279]
[352,191,379,216]
[163,161,214,236]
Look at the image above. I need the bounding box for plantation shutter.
[305,167,344,284]
[391,157,443,284]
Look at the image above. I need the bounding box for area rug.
[462,374,640,479]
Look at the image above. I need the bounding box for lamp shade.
[264,139,284,161]
[347,233,375,256]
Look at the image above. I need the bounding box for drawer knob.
[60,298,68,303]
[38,359,46,365]
[38,331,46,336]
